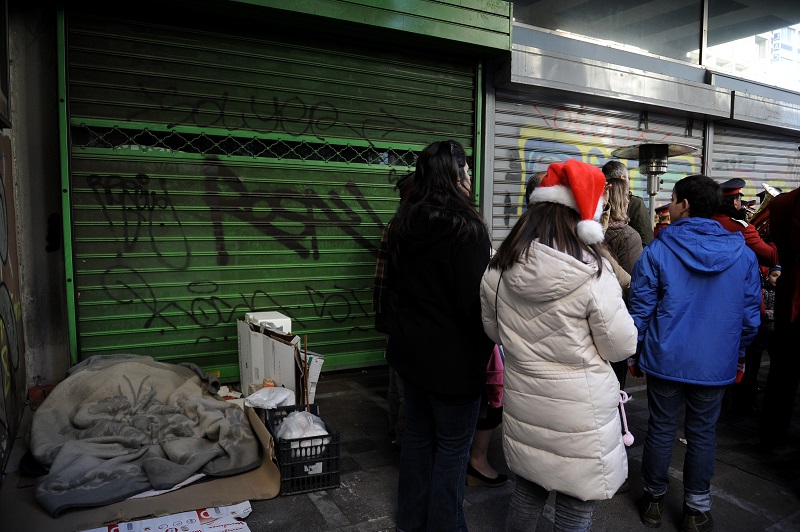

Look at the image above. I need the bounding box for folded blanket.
[30,354,261,517]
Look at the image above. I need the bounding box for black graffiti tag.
[101,265,377,338]
[305,284,371,334]
[129,84,413,146]
[202,158,384,263]
[87,174,191,270]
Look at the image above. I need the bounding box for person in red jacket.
[653,204,670,238]
[711,178,778,267]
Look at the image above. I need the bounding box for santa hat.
[528,159,607,244]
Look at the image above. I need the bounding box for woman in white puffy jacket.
[480,159,637,532]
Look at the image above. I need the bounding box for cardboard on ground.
[0,407,279,532]
[81,501,253,532]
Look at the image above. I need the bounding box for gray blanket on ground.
[30,354,260,517]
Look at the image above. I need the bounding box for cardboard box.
[238,321,325,404]
[237,319,300,394]
[0,407,280,532]
[237,312,291,392]
[305,351,325,404]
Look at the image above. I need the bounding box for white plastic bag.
[275,410,330,458]
[244,386,295,409]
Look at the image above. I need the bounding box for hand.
[735,358,746,383]
[627,356,643,378]
[603,183,611,202]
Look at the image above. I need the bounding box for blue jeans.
[641,375,725,513]
[395,379,480,532]
[506,476,596,532]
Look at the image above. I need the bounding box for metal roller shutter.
[490,91,705,246]
[63,9,478,378]
[711,125,800,197]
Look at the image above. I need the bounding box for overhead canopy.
[512,0,800,58]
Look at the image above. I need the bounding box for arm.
[453,232,493,335]
[742,224,779,267]
[479,266,502,345]
[620,230,644,275]
[628,249,659,341]
[628,195,654,246]
[372,226,389,312]
[604,251,631,299]
[740,252,762,357]
[587,261,638,363]
[373,225,391,334]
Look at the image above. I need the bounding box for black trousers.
[760,318,800,447]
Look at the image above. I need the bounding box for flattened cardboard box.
[237,320,324,404]
[0,407,279,532]
[237,319,302,396]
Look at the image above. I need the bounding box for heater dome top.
[610,142,697,160]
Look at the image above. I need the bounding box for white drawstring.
[619,390,634,447]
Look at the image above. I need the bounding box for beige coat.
[480,241,637,501]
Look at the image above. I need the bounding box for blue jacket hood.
[656,217,746,273]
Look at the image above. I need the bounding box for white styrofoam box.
[245,311,292,333]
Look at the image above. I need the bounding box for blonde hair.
[607,178,630,223]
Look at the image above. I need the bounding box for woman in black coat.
[386,140,494,532]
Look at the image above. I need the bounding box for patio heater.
[610,143,698,225]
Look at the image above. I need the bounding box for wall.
[8,4,69,388]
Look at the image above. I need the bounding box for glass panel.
[512,0,702,63]
[703,2,800,92]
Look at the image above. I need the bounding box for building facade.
[2,0,799,475]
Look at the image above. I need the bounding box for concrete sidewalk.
[248,362,800,531]
[3,361,798,531]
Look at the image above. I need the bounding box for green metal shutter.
[63,10,478,379]
[490,90,705,246]
[710,125,800,196]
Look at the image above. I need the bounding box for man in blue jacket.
[629,174,761,532]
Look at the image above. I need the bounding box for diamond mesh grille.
[71,124,419,166]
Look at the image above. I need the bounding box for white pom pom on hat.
[528,159,607,245]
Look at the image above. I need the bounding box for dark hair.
[524,172,546,206]
[388,140,486,250]
[673,174,721,218]
[396,171,415,200]
[602,160,628,181]
[720,193,738,209]
[489,201,604,276]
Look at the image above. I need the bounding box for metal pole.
[647,173,661,237]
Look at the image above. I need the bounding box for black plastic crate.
[261,404,341,496]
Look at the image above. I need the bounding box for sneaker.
[638,493,665,528]
[682,505,714,532]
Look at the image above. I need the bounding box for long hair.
[607,178,630,223]
[489,201,605,275]
[388,140,486,250]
